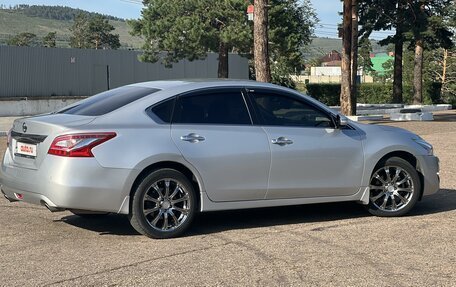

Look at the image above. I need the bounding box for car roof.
[128,79,279,90]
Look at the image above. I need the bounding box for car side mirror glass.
[336,114,348,128]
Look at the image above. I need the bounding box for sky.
[0,0,393,40]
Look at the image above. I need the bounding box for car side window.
[150,98,175,123]
[251,92,333,128]
[173,90,252,125]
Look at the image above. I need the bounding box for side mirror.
[336,114,349,128]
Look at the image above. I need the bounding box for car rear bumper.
[417,155,440,196]
[0,150,133,213]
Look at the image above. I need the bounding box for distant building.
[370,53,394,75]
[311,66,341,76]
[320,50,342,67]
[293,50,396,84]
[293,50,371,84]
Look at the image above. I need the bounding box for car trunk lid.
[9,114,96,169]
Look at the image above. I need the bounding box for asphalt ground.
[0,111,455,286]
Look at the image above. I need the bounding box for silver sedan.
[0,80,440,238]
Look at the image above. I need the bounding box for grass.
[0,10,143,48]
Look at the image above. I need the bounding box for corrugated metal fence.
[0,46,249,98]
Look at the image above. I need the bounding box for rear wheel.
[129,169,196,239]
[367,157,421,217]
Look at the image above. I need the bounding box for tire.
[129,168,196,239]
[70,210,109,218]
[367,157,421,217]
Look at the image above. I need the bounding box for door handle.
[271,137,293,146]
[180,133,205,143]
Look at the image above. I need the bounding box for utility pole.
[340,0,353,115]
[254,0,271,82]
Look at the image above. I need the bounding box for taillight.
[6,128,12,148]
[48,132,116,157]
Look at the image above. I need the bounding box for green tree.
[406,0,453,103]
[129,0,316,79]
[43,31,56,47]
[359,0,407,103]
[359,0,453,104]
[7,32,37,46]
[269,0,317,76]
[129,0,251,78]
[358,38,374,76]
[69,13,90,48]
[87,15,120,49]
[70,13,120,49]
[421,2,456,105]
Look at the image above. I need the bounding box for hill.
[305,37,388,60]
[0,4,389,55]
[0,6,143,48]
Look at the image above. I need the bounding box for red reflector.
[15,193,23,200]
[48,132,116,157]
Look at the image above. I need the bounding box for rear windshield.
[59,86,159,116]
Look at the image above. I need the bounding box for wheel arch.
[371,150,425,200]
[129,161,205,213]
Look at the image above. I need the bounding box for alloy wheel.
[142,178,191,231]
[369,166,415,212]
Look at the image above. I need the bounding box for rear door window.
[173,90,252,125]
[59,86,159,116]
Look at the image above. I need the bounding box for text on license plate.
[16,142,37,157]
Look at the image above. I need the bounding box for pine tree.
[129,0,251,78]
[7,32,37,46]
[43,31,56,47]
[70,13,120,49]
[358,38,374,76]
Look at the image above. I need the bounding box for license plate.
[15,142,37,158]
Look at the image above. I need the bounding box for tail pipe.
[1,188,18,202]
[40,200,65,212]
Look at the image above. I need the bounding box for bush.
[425,82,442,104]
[303,82,444,106]
[305,84,340,106]
[358,84,393,104]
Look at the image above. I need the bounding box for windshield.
[58,86,159,116]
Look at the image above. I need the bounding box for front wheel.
[129,169,196,239]
[367,157,421,217]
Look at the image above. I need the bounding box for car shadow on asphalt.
[57,214,140,236]
[432,113,456,122]
[58,189,456,237]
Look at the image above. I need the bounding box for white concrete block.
[346,115,384,121]
[390,112,434,121]
[404,104,452,112]
[0,98,82,116]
